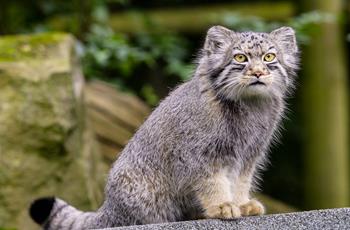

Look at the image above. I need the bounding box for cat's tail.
[29,197,99,230]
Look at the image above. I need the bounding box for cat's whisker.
[219,80,241,97]
[236,83,247,99]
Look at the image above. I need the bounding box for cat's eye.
[263,53,276,62]
[233,54,248,63]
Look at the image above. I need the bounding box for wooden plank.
[108,2,295,33]
[84,80,150,161]
[87,107,133,145]
[85,81,149,130]
[87,81,150,117]
[96,138,124,162]
[46,2,295,34]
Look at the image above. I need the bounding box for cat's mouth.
[249,81,266,86]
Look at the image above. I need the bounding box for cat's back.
[141,78,211,135]
[114,78,208,160]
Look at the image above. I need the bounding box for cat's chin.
[241,85,273,99]
[220,86,274,102]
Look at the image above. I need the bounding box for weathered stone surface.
[105,208,350,230]
[0,33,107,230]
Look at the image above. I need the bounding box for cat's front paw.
[205,202,241,219]
[240,199,265,216]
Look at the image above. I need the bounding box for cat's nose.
[252,71,264,78]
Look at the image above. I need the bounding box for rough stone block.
[0,33,107,230]
[105,208,350,230]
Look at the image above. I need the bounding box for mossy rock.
[0,33,107,230]
[0,33,68,62]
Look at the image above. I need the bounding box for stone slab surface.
[102,208,350,230]
[0,33,107,230]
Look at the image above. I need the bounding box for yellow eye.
[264,53,276,62]
[233,54,248,63]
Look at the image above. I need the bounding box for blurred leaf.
[166,61,194,81]
[92,5,109,23]
[141,84,159,106]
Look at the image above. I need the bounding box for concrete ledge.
[104,208,350,230]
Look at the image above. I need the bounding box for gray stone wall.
[0,33,107,230]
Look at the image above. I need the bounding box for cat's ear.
[204,25,234,55]
[270,27,298,53]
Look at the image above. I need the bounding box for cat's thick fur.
[30,25,299,229]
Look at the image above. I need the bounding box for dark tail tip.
[29,197,55,225]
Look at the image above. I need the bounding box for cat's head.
[199,25,299,101]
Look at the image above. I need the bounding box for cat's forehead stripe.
[233,32,275,55]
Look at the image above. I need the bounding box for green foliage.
[82,4,192,105]
[83,24,191,81]
[220,11,336,44]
